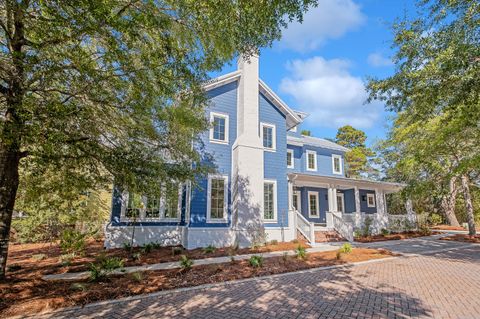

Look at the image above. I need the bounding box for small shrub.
[130,271,144,282]
[7,264,21,272]
[179,255,194,270]
[88,256,124,281]
[60,229,86,255]
[380,228,390,236]
[339,243,352,254]
[131,252,142,261]
[419,224,432,236]
[282,252,289,263]
[429,213,443,226]
[353,229,362,239]
[362,217,373,237]
[101,257,124,271]
[269,239,279,245]
[141,243,153,254]
[151,242,162,249]
[203,244,216,254]
[172,246,183,256]
[122,242,132,252]
[248,255,264,268]
[70,282,88,292]
[295,245,307,260]
[32,253,46,261]
[59,253,75,267]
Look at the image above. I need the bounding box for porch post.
[332,186,338,212]
[405,198,416,225]
[354,186,361,213]
[375,188,388,231]
[288,179,293,210]
[327,185,333,212]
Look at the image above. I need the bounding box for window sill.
[306,168,317,172]
[263,147,276,152]
[262,219,278,224]
[206,218,228,223]
[210,139,229,145]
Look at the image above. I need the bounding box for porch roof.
[289,173,405,193]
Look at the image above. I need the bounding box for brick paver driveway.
[32,236,480,319]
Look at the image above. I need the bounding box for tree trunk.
[460,175,476,236]
[440,176,461,227]
[0,147,21,279]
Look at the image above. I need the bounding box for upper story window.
[263,180,277,222]
[260,122,276,151]
[207,174,228,222]
[306,150,317,171]
[209,112,229,144]
[308,191,319,218]
[287,149,294,168]
[367,193,376,208]
[332,154,342,175]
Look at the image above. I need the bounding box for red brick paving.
[27,242,480,319]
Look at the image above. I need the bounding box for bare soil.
[431,225,466,231]
[439,234,480,244]
[354,231,433,243]
[0,247,395,317]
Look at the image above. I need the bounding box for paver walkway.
[22,236,480,319]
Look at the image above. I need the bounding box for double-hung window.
[162,183,181,220]
[306,150,317,171]
[207,175,228,222]
[260,122,276,151]
[209,112,229,144]
[263,180,277,222]
[367,193,376,208]
[287,149,294,168]
[308,191,319,218]
[332,154,342,175]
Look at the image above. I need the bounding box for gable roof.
[203,72,302,129]
[287,135,349,152]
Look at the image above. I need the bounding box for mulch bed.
[5,239,311,276]
[431,225,466,231]
[354,231,433,243]
[0,247,395,317]
[439,234,480,244]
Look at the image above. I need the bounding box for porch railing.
[332,212,354,242]
[294,210,315,244]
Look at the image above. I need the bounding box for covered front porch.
[288,173,410,243]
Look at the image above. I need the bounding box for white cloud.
[280,56,383,129]
[367,52,393,67]
[279,0,366,52]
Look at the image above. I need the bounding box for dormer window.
[260,122,276,151]
[209,112,229,144]
[332,154,342,175]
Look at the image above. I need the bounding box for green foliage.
[381,228,390,236]
[203,245,216,254]
[69,283,88,292]
[248,255,264,268]
[418,224,432,236]
[295,245,307,260]
[269,240,279,246]
[353,229,362,239]
[301,130,311,136]
[338,243,352,254]
[362,217,373,237]
[88,257,124,281]
[179,255,194,270]
[429,214,444,226]
[130,272,144,283]
[59,229,86,255]
[141,243,153,254]
[123,242,132,252]
[32,254,47,261]
[131,252,142,261]
[59,253,75,267]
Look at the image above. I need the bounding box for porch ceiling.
[289,173,404,193]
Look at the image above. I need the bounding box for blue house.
[105,56,404,249]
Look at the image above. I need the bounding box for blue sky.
[213,0,418,147]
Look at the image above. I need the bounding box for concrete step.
[315,230,346,243]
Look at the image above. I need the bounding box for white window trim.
[263,179,278,223]
[336,193,345,213]
[121,186,182,222]
[206,174,229,223]
[209,112,229,145]
[306,150,317,171]
[308,191,320,218]
[367,193,376,208]
[287,149,294,169]
[332,154,343,175]
[260,122,276,151]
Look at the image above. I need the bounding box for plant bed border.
[354,231,434,243]
[439,234,480,244]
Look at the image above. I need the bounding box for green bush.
[130,272,144,282]
[419,224,432,236]
[131,252,142,261]
[88,256,124,281]
[380,228,390,236]
[353,229,362,239]
[179,255,194,270]
[362,217,373,237]
[248,255,264,268]
[59,253,75,266]
[429,213,443,226]
[141,243,153,254]
[203,245,216,254]
[339,243,352,254]
[122,242,132,252]
[295,245,307,260]
[60,229,86,255]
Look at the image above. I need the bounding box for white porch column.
[405,198,416,224]
[375,189,388,232]
[332,186,338,212]
[327,186,334,212]
[354,186,361,213]
[288,179,293,210]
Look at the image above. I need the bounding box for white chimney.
[232,54,265,247]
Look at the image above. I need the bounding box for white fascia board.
[258,79,302,129]
[203,71,242,91]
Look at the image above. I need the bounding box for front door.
[336,193,345,213]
